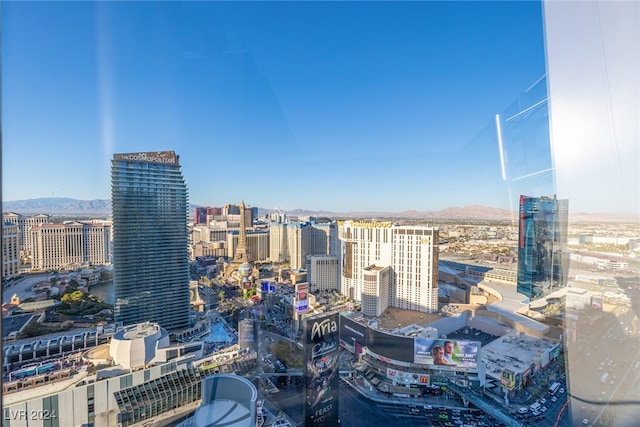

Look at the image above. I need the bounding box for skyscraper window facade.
[517,195,569,301]
[112,151,190,331]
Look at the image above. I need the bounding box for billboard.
[261,281,276,293]
[501,369,517,391]
[366,327,414,364]
[591,294,603,312]
[304,313,339,427]
[414,338,479,370]
[386,368,430,385]
[295,283,309,313]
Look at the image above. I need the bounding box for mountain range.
[2,198,515,220]
[2,198,636,223]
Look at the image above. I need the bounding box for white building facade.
[338,221,439,313]
[30,222,111,270]
[362,265,391,317]
[2,212,51,256]
[306,254,340,292]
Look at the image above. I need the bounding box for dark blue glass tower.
[517,195,569,301]
[112,151,190,331]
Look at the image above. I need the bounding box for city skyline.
[3,1,638,216]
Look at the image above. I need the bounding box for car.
[560,387,565,393]
[582,419,589,425]
[540,398,547,404]
[518,408,529,414]
[551,396,558,403]
[541,407,548,413]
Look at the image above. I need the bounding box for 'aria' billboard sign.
[304,312,339,427]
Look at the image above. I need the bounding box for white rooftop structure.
[179,375,257,427]
[109,322,170,369]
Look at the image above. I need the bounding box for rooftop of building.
[2,314,34,339]
[377,307,443,329]
[446,326,500,348]
[481,330,559,376]
[363,265,387,272]
[116,321,163,341]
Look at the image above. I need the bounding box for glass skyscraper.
[112,151,190,331]
[517,195,569,301]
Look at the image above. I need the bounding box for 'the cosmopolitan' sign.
[114,151,178,165]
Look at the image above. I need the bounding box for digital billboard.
[501,369,517,391]
[295,283,309,313]
[366,327,414,364]
[414,338,480,370]
[304,312,339,427]
[386,368,430,385]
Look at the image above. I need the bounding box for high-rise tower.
[233,200,251,263]
[517,195,569,301]
[338,221,439,314]
[111,151,190,331]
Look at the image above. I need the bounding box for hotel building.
[2,212,51,256]
[517,195,569,301]
[338,221,439,314]
[111,151,190,331]
[30,221,111,270]
[268,219,338,268]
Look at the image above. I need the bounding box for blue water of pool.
[202,322,233,343]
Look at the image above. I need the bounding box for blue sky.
[3,1,556,213]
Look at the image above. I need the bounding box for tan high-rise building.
[306,254,340,292]
[269,222,288,263]
[269,219,338,268]
[30,221,111,270]
[2,212,50,256]
[287,222,310,270]
[3,222,20,278]
[227,231,269,262]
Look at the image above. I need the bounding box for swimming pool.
[202,322,233,343]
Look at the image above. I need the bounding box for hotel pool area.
[202,321,234,344]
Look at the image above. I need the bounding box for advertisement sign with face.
[414,338,480,370]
